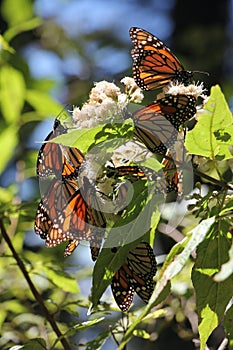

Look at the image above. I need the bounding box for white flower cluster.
[164,81,207,100]
[110,141,152,167]
[71,76,208,202]
[72,78,144,129]
[72,77,148,175]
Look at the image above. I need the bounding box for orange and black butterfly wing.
[127,242,157,278]
[47,187,88,247]
[130,274,155,303]
[34,178,70,239]
[34,199,53,239]
[64,239,80,257]
[126,242,156,303]
[61,146,85,178]
[111,264,135,312]
[35,177,78,247]
[133,95,196,154]
[133,105,177,155]
[129,27,193,91]
[36,119,67,178]
[154,94,197,129]
[106,165,146,181]
[82,177,106,261]
[161,150,183,196]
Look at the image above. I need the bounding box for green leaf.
[2,299,28,314]
[83,330,109,350]
[0,310,7,331]
[105,185,160,247]
[91,182,160,308]
[148,217,215,307]
[41,266,79,293]
[117,217,215,350]
[2,0,34,26]
[72,317,105,331]
[214,243,233,281]
[185,85,233,160]
[133,329,150,339]
[142,308,167,321]
[0,34,15,53]
[224,304,233,348]
[192,222,233,350]
[26,89,63,116]
[219,198,233,216]
[140,156,163,172]
[0,66,26,122]
[9,338,47,350]
[51,122,133,154]
[0,125,18,173]
[51,126,105,152]
[4,17,42,42]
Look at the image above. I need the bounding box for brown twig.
[0,219,71,350]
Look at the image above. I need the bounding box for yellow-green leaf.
[0,125,18,173]
[185,85,233,160]
[26,89,63,116]
[0,66,26,123]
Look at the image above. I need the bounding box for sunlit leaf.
[50,126,104,152]
[0,125,18,172]
[26,90,63,116]
[9,338,46,350]
[153,217,215,301]
[0,66,26,122]
[142,308,166,321]
[139,156,163,172]
[51,122,133,154]
[2,299,28,314]
[214,243,233,281]
[2,0,33,26]
[0,34,15,53]
[133,329,150,339]
[185,85,233,160]
[42,266,79,293]
[73,317,105,331]
[192,222,233,350]
[116,217,215,350]
[4,18,42,42]
[219,198,233,216]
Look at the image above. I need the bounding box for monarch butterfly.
[111,242,156,312]
[35,177,79,243]
[35,174,105,261]
[129,27,193,91]
[37,118,84,178]
[160,150,183,197]
[105,164,146,181]
[132,94,196,155]
[56,176,105,260]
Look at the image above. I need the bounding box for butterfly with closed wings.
[111,242,157,312]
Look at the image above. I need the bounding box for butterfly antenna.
[193,70,210,76]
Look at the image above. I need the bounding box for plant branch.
[0,218,71,350]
